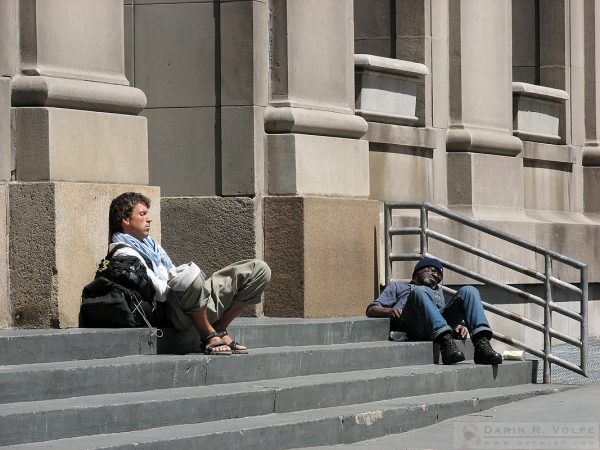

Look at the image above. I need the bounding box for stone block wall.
[2,0,600,335]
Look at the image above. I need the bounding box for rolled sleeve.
[366,282,410,314]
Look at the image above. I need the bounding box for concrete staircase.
[0,318,573,449]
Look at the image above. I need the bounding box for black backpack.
[80,244,162,328]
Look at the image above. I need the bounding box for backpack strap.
[106,243,154,268]
[106,243,129,260]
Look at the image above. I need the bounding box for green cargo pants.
[166,259,271,331]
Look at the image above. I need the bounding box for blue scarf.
[112,232,175,278]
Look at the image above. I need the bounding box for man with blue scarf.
[366,257,502,365]
[108,192,271,355]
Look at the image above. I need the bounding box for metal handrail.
[384,202,588,383]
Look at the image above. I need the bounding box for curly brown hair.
[108,192,151,242]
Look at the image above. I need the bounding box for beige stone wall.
[264,197,379,318]
[127,0,268,197]
[2,0,600,330]
[9,183,160,328]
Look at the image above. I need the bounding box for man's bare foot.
[201,332,232,355]
[218,331,248,354]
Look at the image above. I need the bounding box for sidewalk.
[532,335,600,384]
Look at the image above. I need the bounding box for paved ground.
[533,335,600,384]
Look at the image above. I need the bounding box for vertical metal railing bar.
[543,255,553,383]
[385,204,392,285]
[420,205,428,257]
[581,266,589,376]
[385,202,588,382]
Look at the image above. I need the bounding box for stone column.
[264,0,378,317]
[446,0,524,214]
[1,0,157,328]
[584,0,600,214]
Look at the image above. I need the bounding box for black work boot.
[473,336,503,365]
[435,332,465,365]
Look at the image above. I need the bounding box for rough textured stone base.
[8,182,160,328]
[160,196,257,276]
[264,196,379,318]
[160,196,260,317]
[0,183,8,328]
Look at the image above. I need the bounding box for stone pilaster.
[263,0,377,317]
[265,0,369,197]
[446,0,523,212]
[2,0,153,327]
[583,0,600,215]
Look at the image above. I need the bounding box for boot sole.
[442,352,466,365]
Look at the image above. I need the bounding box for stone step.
[1,384,574,449]
[0,340,442,404]
[0,317,390,365]
[0,361,535,445]
[0,328,156,365]
[159,317,390,354]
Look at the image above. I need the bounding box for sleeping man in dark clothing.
[366,257,502,365]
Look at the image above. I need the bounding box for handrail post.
[420,204,428,257]
[581,265,588,376]
[543,254,553,383]
[385,204,392,285]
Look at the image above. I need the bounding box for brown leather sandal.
[220,331,249,354]
[201,332,232,356]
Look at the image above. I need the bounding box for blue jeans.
[400,285,492,341]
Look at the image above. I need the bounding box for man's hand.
[366,305,402,319]
[454,324,469,340]
[389,307,402,319]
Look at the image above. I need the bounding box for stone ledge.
[11,75,147,115]
[264,106,367,139]
[583,144,600,166]
[446,127,523,156]
[355,109,418,126]
[514,130,561,145]
[521,141,575,164]
[354,54,428,77]
[512,82,568,144]
[512,82,569,102]
[355,54,428,126]
[365,122,437,149]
